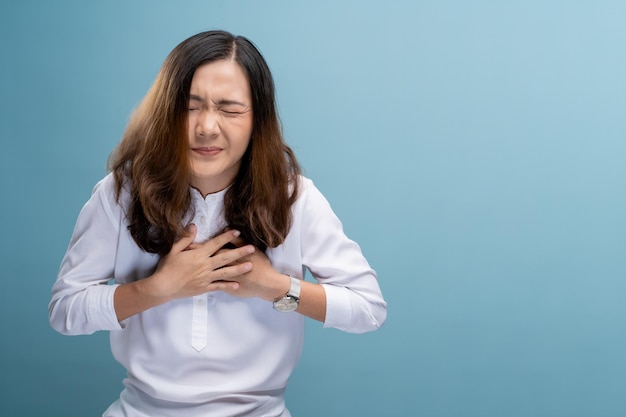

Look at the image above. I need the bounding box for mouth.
[192,146,222,156]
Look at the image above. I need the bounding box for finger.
[221,228,251,248]
[220,226,245,247]
[171,224,197,254]
[213,248,232,257]
[188,233,241,252]
[200,229,242,256]
[206,280,240,293]
[212,245,255,270]
[210,261,252,281]
[230,235,247,248]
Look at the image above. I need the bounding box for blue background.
[1,1,625,416]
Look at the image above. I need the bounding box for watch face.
[274,297,298,312]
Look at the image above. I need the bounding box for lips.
[192,146,222,156]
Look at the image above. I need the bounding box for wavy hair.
[108,30,301,254]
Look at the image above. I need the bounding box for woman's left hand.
[217,237,290,301]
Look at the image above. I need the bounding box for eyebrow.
[189,94,248,107]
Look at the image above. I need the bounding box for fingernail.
[232,230,241,237]
[246,246,255,254]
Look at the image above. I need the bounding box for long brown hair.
[108,30,301,254]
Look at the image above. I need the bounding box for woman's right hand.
[114,225,254,322]
[148,225,255,300]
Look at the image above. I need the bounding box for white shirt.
[49,173,387,417]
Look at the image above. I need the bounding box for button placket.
[189,190,224,351]
[191,295,208,351]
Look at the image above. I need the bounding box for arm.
[219,244,327,323]
[220,178,386,332]
[49,176,124,335]
[49,176,255,334]
[299,179,387,333]
[113,226,254,322]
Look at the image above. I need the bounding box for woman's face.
[187,59,253,196]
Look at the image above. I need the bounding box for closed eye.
[220,107,249,117]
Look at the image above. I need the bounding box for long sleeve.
[298,179,387,333]
[48,174,386,413]
[49,176,125,335]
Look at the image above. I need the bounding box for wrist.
[114,277,170,322]
[272,275,301,313]
[137,273,173,303]
[262,272,291,302]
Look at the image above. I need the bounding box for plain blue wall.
[2,1,626,416]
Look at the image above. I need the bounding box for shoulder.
[294,175,319,201]
[92,172,131,200]
[92,172,116,195]
[88,172,131,223]
[295,174,313,192]
[293,175,333,212]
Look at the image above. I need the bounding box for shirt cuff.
[89,284,125,331]
[321,284,353,331]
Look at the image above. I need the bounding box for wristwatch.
[273,275,301,312]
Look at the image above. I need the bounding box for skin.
[113,60,326,323]
[187,59,253,196]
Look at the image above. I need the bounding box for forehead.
[189,60,251,102]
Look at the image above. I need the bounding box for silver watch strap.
[287,275,301,299]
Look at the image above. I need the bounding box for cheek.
[187,116,196,137]
[235,136,251,156]
[235,119,253,150]
[243,117,253,144]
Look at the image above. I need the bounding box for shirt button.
[199,216,207,224]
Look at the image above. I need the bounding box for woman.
[49,30,386,417]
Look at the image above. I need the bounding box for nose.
[196,108,220,138]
